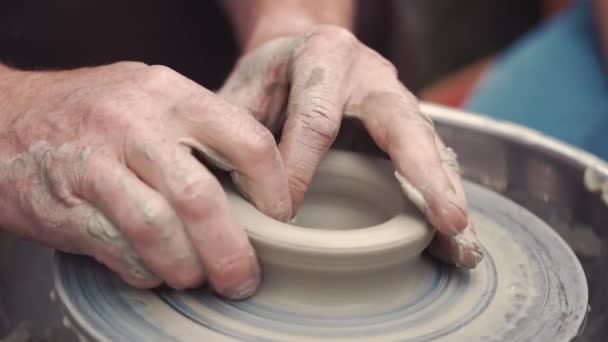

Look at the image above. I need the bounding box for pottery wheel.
[54,176,588,341]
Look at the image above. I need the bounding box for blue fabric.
[465,1,608,160]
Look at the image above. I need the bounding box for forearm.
[220,0,355,52]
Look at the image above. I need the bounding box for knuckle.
[78,153,107,197]
[84,94,135,131]
[139,64,181,87]
[310,25,357,47]
[141,198,174,228]
[125,223,157,247]
[379,57,398,78]
[127,200,174,245]
[242,126,277,161]
[173,176,223,217]
[298,99,340,143]
[363,46,398,77]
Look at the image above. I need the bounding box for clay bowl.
[220,150,438,323]
[0,103,606,341]
[228,149,434,272]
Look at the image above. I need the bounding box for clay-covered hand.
[0,62,292,297]
[219,25,483,268]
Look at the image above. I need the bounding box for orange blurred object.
[418,57,493,107]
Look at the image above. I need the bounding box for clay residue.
[439,146,460,173]
[584,166,608,206]
[451,226,484,268]
[304,67,325,89]
[86,211,158,282]
[394,170,483,268]
[86,211,120,241]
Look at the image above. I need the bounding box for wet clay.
[54,150,588,341]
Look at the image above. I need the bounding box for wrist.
[244,13,319,52]
[223,0,355,53]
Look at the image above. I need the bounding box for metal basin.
[1,103,606,341]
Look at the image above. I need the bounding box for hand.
[0,62,293,297]
[219,25,483,268]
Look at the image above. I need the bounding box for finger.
[79,156,205,289]
[218,37,294,128]
[178,89,292,222]
[427,223,483,269]
[428,136,483,268]
[79,207,162,288]
[126,139,260,299]
[353,89,469,237]
[278,50,355,209]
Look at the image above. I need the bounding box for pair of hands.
[0,26,481,299]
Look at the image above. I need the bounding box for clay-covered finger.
[79,207,162,288]
[431,136,483,268]
[354,90,469,237]
[277,40,356,209]
[127,141,260,299]
[177,90,292,222]
[426,225,483,269]
[80,156,205,289]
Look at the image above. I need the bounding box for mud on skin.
[0,24,481,300]
[220,26,483,268]
[0,63,278,298]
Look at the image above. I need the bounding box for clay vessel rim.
[229,150,435,258]
[244,214,433,255]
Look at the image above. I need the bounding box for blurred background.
[0,0,564,94]
[5,0,602,160]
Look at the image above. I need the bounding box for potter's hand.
[220,26,483,268]
[0,62,291,297]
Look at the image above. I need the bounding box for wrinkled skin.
[0,25,481,300]
[220,26,483,268]
[0,62,292,298]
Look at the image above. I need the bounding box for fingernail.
[227,268,261,300]
[450,227,483,268]
[232,172,293,221]
[272,197,293,222]
[443,191,468,234]
[439,146,460,173]
[465,244,484,268]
